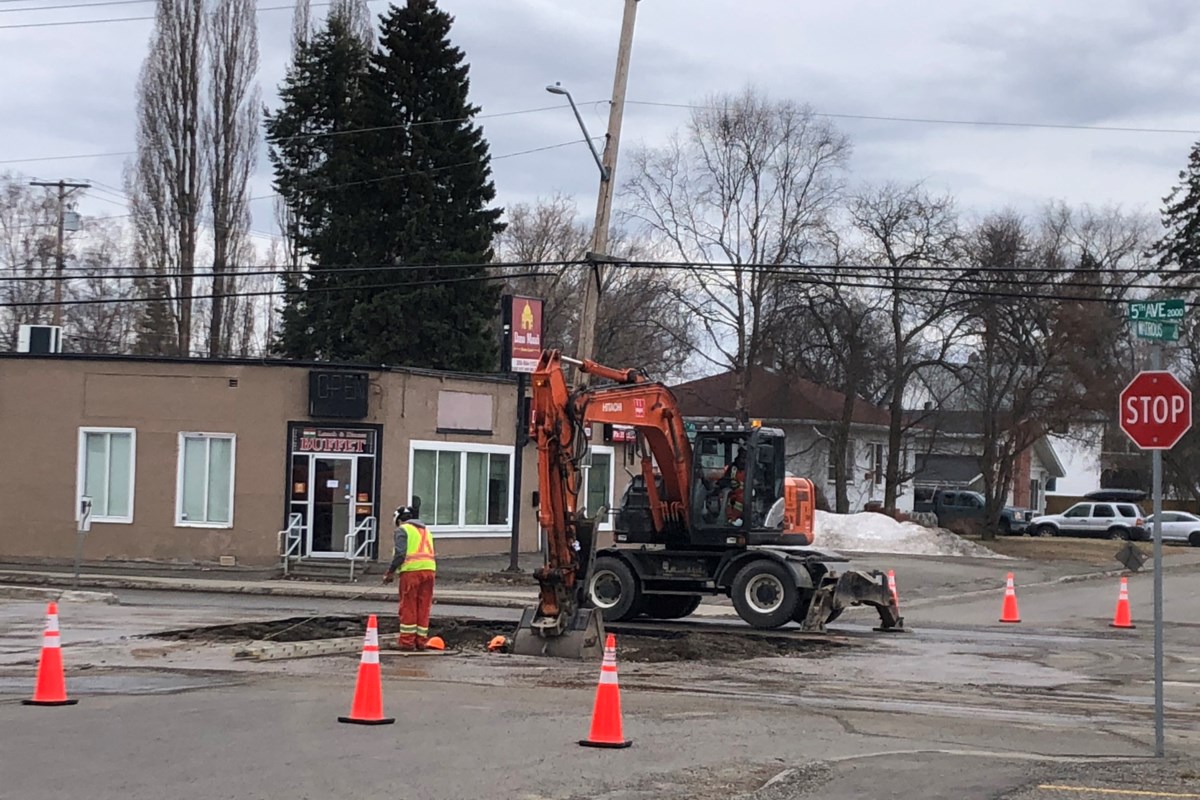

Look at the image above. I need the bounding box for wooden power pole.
[574,0,639,386]
[29,179,90,327]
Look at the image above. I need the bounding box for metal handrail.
[278,513,304,576]
[345,516,377,583]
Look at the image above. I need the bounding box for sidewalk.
[0,558,735,618]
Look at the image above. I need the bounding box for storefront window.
[410,442,513,533]
[78,428,136,523]
[177,434,235,527]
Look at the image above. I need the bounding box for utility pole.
[574,0,639,387]
[29,179,90,327]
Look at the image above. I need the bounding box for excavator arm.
[513,350,694,658]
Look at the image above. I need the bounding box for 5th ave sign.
[1119,370,1193,450]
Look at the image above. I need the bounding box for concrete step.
[283,559,381,581]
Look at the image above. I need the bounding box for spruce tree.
[1155,140,1200,273]
[268,0,503,371]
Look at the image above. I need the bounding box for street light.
[545,82,610,182]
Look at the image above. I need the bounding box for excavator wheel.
[640,594,702,620]
[730,559,800,629]
[586,555,643,622]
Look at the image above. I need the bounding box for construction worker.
[382,505,436,651]
[722,450,747,527]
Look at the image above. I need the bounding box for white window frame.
[407,440,515,538]
[76,427,137,525]
[580,445,616,532]
[175,432,237,529]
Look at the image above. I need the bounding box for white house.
[670,367,915,512]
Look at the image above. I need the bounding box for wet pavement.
[0,551,1198,799]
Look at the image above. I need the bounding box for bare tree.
[204,0,260,357]
[63,218,140,354]
[496,195,694,377]
[624,89,851,415]
[0,174,59,348]
[329,0,374,46]
[847,182,967,510]
[291,0,312,52]
[127,0,206,356]
[957,213,1079,536]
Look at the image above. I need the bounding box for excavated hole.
[150,615,837,663]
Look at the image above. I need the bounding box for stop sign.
[1119,370,1193,450]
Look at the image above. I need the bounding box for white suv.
[1029,502,1148,541]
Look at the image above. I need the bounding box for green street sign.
[1133,320,1181,342]
[1128,299,1186,322]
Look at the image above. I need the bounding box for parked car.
[1028,501,1148,541]
[1144,512,1200,547]
[913,488,1035,535]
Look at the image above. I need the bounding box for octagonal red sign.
[1119,370,1193,450]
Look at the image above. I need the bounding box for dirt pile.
[814,510,1003,558]
[152,615,835,663]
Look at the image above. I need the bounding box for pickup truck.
[913,488,1036,535]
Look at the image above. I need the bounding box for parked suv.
[1028,501,1148,541]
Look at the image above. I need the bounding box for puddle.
[0,668,241,697]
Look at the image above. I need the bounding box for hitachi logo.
[601,402,623,413]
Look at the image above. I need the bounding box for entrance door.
[310,457,355,557]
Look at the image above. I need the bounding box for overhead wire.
[0,0,376,29]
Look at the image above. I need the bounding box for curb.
[0,584,120,604]
[0,571,533,610]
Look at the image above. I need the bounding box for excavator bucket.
[800,568,904,634]
[511,606,605,660]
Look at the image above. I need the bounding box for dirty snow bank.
[812,510,1005,558]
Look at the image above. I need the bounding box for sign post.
[500,295,544,573]
[1119,354,1192,758]
[74,496,93,589]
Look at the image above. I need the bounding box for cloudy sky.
[2,0,1199,242]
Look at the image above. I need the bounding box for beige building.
[0,354,629,569]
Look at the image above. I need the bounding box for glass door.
[309,457,355,557]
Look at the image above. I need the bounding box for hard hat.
[487,635,508,652]
[425,636,445,651]
[394,505,415,525]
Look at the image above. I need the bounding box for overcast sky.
[2,0,1199,243]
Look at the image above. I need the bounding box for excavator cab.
[688,424,786,547]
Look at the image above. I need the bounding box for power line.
[0,0,377,30]
[0,259,581,282]
[625,99,1200,137]
[0,0,150,14]
[0,270,552,309]
[3,104,569,166]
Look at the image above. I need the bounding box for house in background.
[670,367,915,511]
[909,410,1067,513]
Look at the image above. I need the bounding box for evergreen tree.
[1155,141,1200,274]
[266,10,376,360]
[268,0,504,371]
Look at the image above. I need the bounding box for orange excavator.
[510,350,903,659]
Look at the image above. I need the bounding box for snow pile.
[812,510,1003,558]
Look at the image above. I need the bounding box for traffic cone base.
[1000,572,1021,623]
[25,602,77,707]
[579,634,632,749]
[1110,577,1135,629]
[338,615,395,726]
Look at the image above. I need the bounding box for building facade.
[0,354,628,569]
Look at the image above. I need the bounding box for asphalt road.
[0,555,1198,799]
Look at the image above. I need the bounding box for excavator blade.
[800,568,904,634]
[510,606,606,660]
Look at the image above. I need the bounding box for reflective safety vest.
[399,522,436,573]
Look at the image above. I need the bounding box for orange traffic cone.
[1110,576,1135,629]
[338,615,394,726]
[579,633,631,749]
[23,601,78,707]
[999,573,1021,623]
[887,569,900,607]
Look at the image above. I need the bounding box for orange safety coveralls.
[387,519,436,650]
